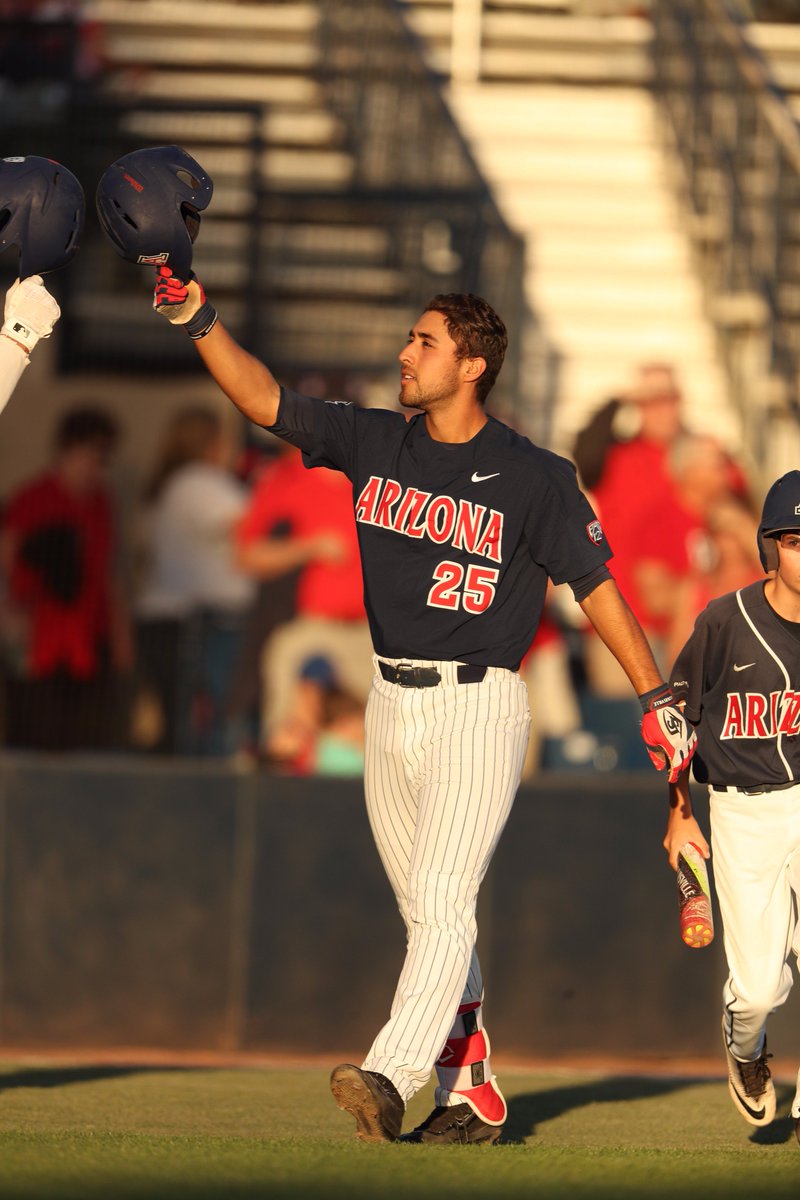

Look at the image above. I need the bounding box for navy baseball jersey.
[670,580,800,789]
[267,387,612,669]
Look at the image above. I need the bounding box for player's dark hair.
[54,406,119,453]
[425,293,507,404]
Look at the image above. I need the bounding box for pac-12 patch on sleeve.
[586,519,604,544]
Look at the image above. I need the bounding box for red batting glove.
[153,266,217,338]
[639,684,697,783]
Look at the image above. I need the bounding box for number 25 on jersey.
[428,561,499,613]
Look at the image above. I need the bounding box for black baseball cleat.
[329,1064,404,1143]
[722,1020,775,1127]
[399,1103,502,1145]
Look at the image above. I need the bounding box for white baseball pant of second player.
[359,655,531,1106]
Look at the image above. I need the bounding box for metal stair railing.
[0,3,536,428]
[316,0,529,416]
[651,0,800,471]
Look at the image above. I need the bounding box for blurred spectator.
[664,492,762,666]
[0,405,132,750]
[134,407,256,757]
[575,364,685,598]
[629,433,748,669]
[575,365,750,694]
[574,364,685,697]
[0,1,105,93]
[267,654,366,776]
[234,443,372,765]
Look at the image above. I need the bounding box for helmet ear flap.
[758,532,779,573]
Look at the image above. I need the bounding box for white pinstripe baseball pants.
[360,656,531,1103]
[712,783,800,1063]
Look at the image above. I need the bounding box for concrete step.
[403,5,652,83]
[193,218,391,262]
[103,70,323,107]
[530,229,693,273]
[447,82,658,142]
[103,34,318,72]
[532,274,706,317]
[490,182,682,233]
[120,106,342,150]
[458,141,668,187]
[749,21,800,95]
[88,0,318,35]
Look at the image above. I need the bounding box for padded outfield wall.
[0,753,797,1061]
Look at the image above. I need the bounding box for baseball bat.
[676,841,714,948]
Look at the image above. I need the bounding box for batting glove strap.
[640,705,698,783]
[2,275,60,352]
[185,298,218,340]
[638,682,675,714]
[153,267,217,337]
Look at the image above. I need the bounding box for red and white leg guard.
[433,1001,507,1125]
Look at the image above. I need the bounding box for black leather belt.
[712,779,798,795]
[378,661,488,687]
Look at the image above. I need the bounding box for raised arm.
[0,276,61,416]
[153,269,280,428]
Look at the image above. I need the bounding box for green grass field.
[0,1060,797,1199]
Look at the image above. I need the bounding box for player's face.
[397,311,463,411]
[776,531,800,592]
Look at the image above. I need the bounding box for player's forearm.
[0,334,30,416]
[193,321,281,429]
[664,775,708,870]
[579,578,663,694]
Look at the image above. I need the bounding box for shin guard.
[434,1001,507,1125]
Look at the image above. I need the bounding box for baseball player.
[664,470,800,1141]
[95,146,696,1144]
[0,154,85,413]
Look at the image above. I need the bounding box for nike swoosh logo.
[471,471,500,483]
[731,1084,766,1121]
[733,663,756,672]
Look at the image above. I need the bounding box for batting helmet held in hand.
[95,145,213,282]
[757,469,800,571]
[0,155,85,276]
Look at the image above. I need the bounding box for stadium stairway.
[401,1,741,453]
[44,1,520,424]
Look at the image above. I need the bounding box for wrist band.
[638,682,674,714]
[185,299,218,340]
[1,322,35,354]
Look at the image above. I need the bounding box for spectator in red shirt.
[234,443,372,763]
[575,365,749,693]
[0,406,132,749]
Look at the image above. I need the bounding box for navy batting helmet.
[95,145,213,282]
[0,155,85,276]
[757,469,800,571]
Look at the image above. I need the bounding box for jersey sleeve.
[265,386,357,477]
[524,455,613,583]
[669,614,712,724]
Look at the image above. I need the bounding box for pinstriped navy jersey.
[267,387,612,670]
[670,581,800,789]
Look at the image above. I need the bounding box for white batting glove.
[639,684,697,784]
[2,276,61,353]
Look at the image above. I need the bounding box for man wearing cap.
[662,470,800,1141]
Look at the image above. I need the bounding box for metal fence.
[0,1,530,422]
[651,0,800,476]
